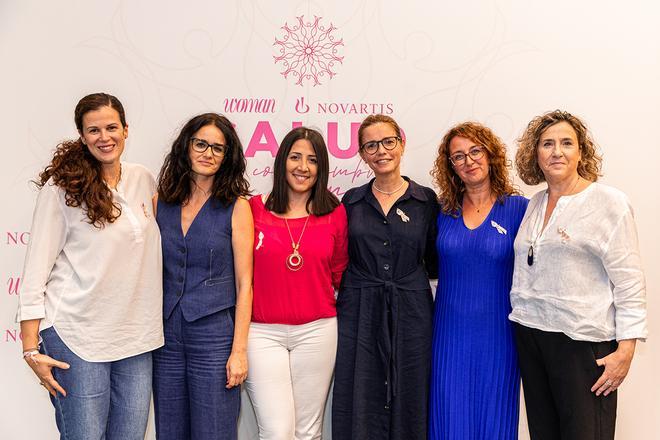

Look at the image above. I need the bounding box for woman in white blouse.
[16,93,163,440]
[510,110,647,440]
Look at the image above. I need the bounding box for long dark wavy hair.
[431,121,520,215]
[36,92,127,228]
[265,126,339,216]
[157,113,250,205]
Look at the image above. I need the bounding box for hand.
[225,351,248,389]
[24,353,70,397]
[591,339,636,397]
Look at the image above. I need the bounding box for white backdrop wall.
[1,1,658,438]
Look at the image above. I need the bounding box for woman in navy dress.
[153,113,253,440]
[429,122,527,439]
[333,114,438,440]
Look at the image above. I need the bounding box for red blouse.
[250,195,349,324]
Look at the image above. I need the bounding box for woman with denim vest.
[153,113,253,440]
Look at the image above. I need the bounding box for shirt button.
[383,220,388,225]
[384,405,390,410]
[383,241,389,246]
[383,264,390,271]
[384,381,388,386]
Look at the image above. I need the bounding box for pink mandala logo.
[273,15,344,87]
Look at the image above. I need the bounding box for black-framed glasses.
[361,136,401,155]
[190,138,226,156]
[449,146,485,166]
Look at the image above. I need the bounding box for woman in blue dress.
[429,122,527,439]
[153,113,253,440]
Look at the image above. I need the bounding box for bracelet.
[22,350,40,364]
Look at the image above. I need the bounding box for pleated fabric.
[429,195,528,440]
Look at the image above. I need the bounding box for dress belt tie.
[343,265,429,408]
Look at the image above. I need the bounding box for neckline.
[530,183,594,240]
[365,177,414,218]
[107,162,125,193]
[257,194,311,221]
[547,180,594,201]
[180,195,212,238]
[461,198,498,231]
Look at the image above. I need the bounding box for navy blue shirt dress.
[332,178,439,440]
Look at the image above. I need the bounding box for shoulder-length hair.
[36,92,127,228]
[265,126,339,216]
[516,110,602,185]
[157,113,250,205]
[431,121,519,215]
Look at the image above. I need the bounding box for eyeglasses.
[449,147,485,166]
[190,138,226,156]
[361,136,401,155]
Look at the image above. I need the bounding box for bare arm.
[152,193,158,217]
[18,184,70,396]
[20,319,70,396]
[226,197,254,388]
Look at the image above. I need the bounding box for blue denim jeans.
[40,326,152,440]
[153,304,240,440]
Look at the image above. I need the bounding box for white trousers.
[245,317,337,440]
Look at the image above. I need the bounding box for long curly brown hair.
[516,110,602,185]
[35,93,127,228]
[431,121,519,215]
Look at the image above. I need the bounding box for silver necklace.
[373,179,405,196]
[284,215,310,271]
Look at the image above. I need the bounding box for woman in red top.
[246,126,348,439]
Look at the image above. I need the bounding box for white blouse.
[16,162,163,361]
[509,182,647,342]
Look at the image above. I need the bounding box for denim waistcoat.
[157,198,236,321]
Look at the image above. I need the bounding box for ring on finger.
[605,379,613,385]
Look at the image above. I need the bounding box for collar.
[344,176,430,205]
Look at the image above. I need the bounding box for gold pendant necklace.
[284,215,310,271]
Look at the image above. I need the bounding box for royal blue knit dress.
[429,195,528,440]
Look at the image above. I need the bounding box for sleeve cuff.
[616,328,648,343]
[15,304,46,323]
